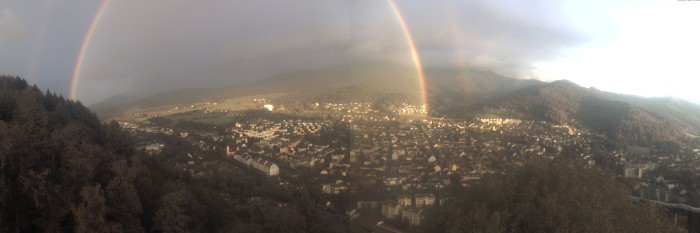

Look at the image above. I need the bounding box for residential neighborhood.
[118,100,700,232]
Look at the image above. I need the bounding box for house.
[357,200,380,211]
[401,206,423,226]
[381,200,401,219]
[415,193,435,207]
[397,194,411,206]
[144,143,164,154]
[231,153,278,176]
[264,162,279,176]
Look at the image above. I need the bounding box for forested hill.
[0,75,139,232]
[473,80,693,145]
[421,159,684,233]
[0,75,349,232]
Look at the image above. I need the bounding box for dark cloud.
[0,0,586,104]
[401,0,583,77]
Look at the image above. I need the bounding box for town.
[118,100,700,232]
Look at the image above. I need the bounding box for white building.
[402,206,423,226]
[265,163,279,176]
[397,194,411,207]
[381,200,401,219]
[415,193,435,207]
[231,152,279,176]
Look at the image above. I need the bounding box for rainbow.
[441,1,466,68]
[28,0,58,85]
[70,0,429,112]
[69,0,110,100]
[386,0,429,114]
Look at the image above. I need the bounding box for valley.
[118,94,700,231]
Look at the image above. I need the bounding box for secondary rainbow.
[69,0,110,100]
[386,0,429,114]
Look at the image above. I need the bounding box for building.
[397,194,411,207]
[624,165,645,179]
[231,152,278,176]
[264,162,279,176]
[226,145,235,156]
[357,200,380,211]
[415,193,435,207]
[401,206,423,226]
[381,200,401,219]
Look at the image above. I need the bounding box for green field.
[167,111,238,126]
[627,145,651,156]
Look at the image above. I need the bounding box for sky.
[0,0,699,105]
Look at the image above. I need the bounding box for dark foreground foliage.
[0,76,347,233]
[422,159,684,233]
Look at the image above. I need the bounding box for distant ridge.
[91,62,425,117]
[90,62,700,145]
[210,61,424,105]
[472,80,696,145]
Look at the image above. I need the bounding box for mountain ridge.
[474,79,693,145]
[89,62,700,145]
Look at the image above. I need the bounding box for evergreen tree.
[422,159,684,233]
[72,185,122,233]
[154,190,191,233]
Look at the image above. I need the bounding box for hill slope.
[474,80,693,145]
[0,75,349,233]
[211,61,425,108]
[91,62,544,117]
[422,159,684,233]
[424,68,546,117]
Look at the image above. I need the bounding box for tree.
[261,206,306,233]
[154,190,191,233]
[72,185,121,233]
[105,159,144,233]
[423,159,684,233]
[0,75,352,232]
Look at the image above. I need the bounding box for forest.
[421,159,684,233]
[473,80,687,146]
[0,75,348,233]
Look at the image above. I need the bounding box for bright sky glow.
[536,0,700,102]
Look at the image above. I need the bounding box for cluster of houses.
[220,114,612,225]
[123,97,700,231]
[390,103,427,115]
[317,102,376,115]
[622,148,700,205]
[228,146,279,176]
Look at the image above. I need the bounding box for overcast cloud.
[1,0,697,104]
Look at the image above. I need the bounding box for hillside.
[90,62,541,117]
[618,95,700,134]
[474,80,693,145]
[89,91,150,117]
[0,75,349,233]
[424,68,546,117]
[422,159,684,233]
[211,61,425,110]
